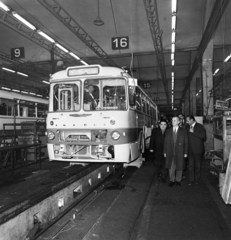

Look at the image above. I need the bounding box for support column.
[202,0,214,118]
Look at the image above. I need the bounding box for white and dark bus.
[46,65,159,163]
[0,89,48,133]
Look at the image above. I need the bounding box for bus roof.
[50,65,131,82]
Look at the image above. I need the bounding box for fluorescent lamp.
[171,31,176,43]
[172,0,177,13]
[213,68,219,75]
[0,2,10,11]
[172,15,176,30]
[199,89,202,92]
[80,60,88,65]
[12,12,36,30]
[196,93,199,96]
[29,92,36,95]
[37,94,43,97]
[17,72,28,77]
[21,91,28,94]
[224,54,231,62]
[172,72,174,77]
[69,52,80,60]
[43,80,50,84]
[2,87,11,90]
[37,30,55,43]
[172,60,175,66]
[55,43,69,53]
[171,43,175,53]
[12,89,20,92]
[2,67,15,73]
[171,53,174,60]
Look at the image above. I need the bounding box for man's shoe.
[168,181,175,187]
[176,181,181,186]
[188,181,194,186]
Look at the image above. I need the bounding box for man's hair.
[159,119,167,124]
[186,115,195,121]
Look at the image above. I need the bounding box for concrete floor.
[1,157,231,240]
[37,158,231,240]
[132,159,231,240]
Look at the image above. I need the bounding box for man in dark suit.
[164,116,188,187]
[186,115,206,186]
[149,119,168,182]
[84,85,97,110]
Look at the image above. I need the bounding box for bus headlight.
[110,119,116,125]
[48,131,55,140]
[111,131,120,140]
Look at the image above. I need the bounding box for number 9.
[15,49,20,57]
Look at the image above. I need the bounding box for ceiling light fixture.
[224,54,231,62]
[43,80,50,84]
[12,12,36,30]
[172,15,176,31]
[37,30,55,43]
[69,52,80,60]
[55,43,69,53]
[171,43,175,53]
[94,0,104,26]
[172,0,177,13]
[2,67,15,73]
[17,72,28,77]
[2,87,11,91]
[80,60,88,65]
[0,1,10,11]
[213,68,219,75]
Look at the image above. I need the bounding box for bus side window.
[129,86,135,107]
[0,102,7,115]
[135,88,141,111]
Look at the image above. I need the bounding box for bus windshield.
[84,78,126,111]
[52,78,126,112]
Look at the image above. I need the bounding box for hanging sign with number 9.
[11,47,25,59]
[112,37,129,50]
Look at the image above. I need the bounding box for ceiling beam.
[38,0,118,68]
[143,0,170,104]
[0,8,78,66]
[180,0,230,104]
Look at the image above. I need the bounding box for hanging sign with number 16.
[11,47,25,59]
[112,37,129,50]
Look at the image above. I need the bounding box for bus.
[46,65,159,163]
[0,89,48,133]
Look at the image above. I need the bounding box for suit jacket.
[186,122,206,154]
[84,91,97,109]
[164,127,188,170]
[149,127,166,164]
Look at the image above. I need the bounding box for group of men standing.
[149,115,206,187]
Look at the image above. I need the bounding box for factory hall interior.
[1,0,231,239]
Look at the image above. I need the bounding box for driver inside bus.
[84,84,98,110]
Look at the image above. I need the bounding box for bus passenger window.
[129,86,135,107]
[0,103,6,115]
[135,88,142,111]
